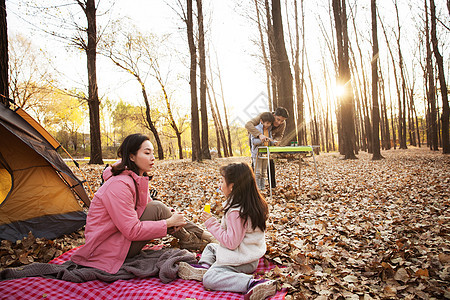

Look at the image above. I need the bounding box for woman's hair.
[274,107,289,119]
[111,133,150,176]
[220,163,268,231]
[260,112,275,123]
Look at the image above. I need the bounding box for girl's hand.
[200,211,212,223]
[166,212,187,228]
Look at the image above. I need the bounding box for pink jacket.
[71,167,167,274]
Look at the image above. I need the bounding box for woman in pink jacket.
[71,133,212,274]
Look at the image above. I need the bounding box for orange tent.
[0,103,90,241]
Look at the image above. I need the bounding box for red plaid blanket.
[0,247,287,299]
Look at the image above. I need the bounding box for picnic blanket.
[0,246,287,299]
[0,248,197,283]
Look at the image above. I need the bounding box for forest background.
[0,1,449,298]
[1,0,449,161]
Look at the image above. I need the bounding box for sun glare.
[335,84,345,97]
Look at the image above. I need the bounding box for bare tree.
[8,35,54,115]
[265,0,279,109]
[70,0,103,163]
[332,0,356,159]
[207,54,229,157]
[379,11,401,149]
[0,0,8,107]
[349,4,371,153]
[254,0,272,110]
[17,0,108,163]
[215,58,233,157]
[379,68,391,150]
[206,85,222,157]
[430,0,449,153]
[186,0,201,161]
[293,0,306,145]
[371,0,382,160]
[152,62,184,159]
[103,30,165,159]
[197,0,210,159]
[393,0,407,149]
[271,0,295,145]
[424,0,438,150]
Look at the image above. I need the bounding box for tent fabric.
[0,161,12,205]
[0,211,87,242]
[0,103,89,241]
[0,107,90,206]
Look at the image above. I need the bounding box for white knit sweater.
[215,207,266,266]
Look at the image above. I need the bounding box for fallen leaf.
[343,274,358,283]
[394,267,410,283]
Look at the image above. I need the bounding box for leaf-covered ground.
[1,148,449,299]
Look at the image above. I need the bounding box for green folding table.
[256,145,322,199]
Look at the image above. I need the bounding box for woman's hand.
[166,211,187,228]
[200,211,212,223]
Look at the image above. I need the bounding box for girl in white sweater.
[178,163,277,300]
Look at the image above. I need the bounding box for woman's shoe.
[244,279,277,300]
[200,231,218,244]
[179,232,209,251]
[177,261,208,281]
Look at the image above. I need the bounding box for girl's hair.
[111,133,150,176]
[220,163,268,231]
[260,112,275,123]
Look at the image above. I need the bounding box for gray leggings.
[127,200,204,258]
[199,243,258,293]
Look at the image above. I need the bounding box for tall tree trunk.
[197,0,210,159]
[82,0,103,164]
[349,47,369,152]
[379,13,400,149]
[379,82,386,150]
[293,0,305,145]
[272,0,295,145]
[265,0,278,109]
[333,0,356,159]
[298,0,306,145]
[325,99,330,152]
[393,0,407,149]
[254,0,272,109]
[322,61,333,152]
[380,69,391,149]
[430,0,450,153]
[407,87,417,146]
[140,80,164,160]
[349,5,371,153]
[186,0,201,161]
[216,60,233,156]
[371,0,382,160]
[378,70,387,150]
[0,0,8,107]
[207,57,229,157]
[306,56,320,151]
[413,97,421,147]
[207,85,222,158]
[153,70,182,159]
[437,82,442,147]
